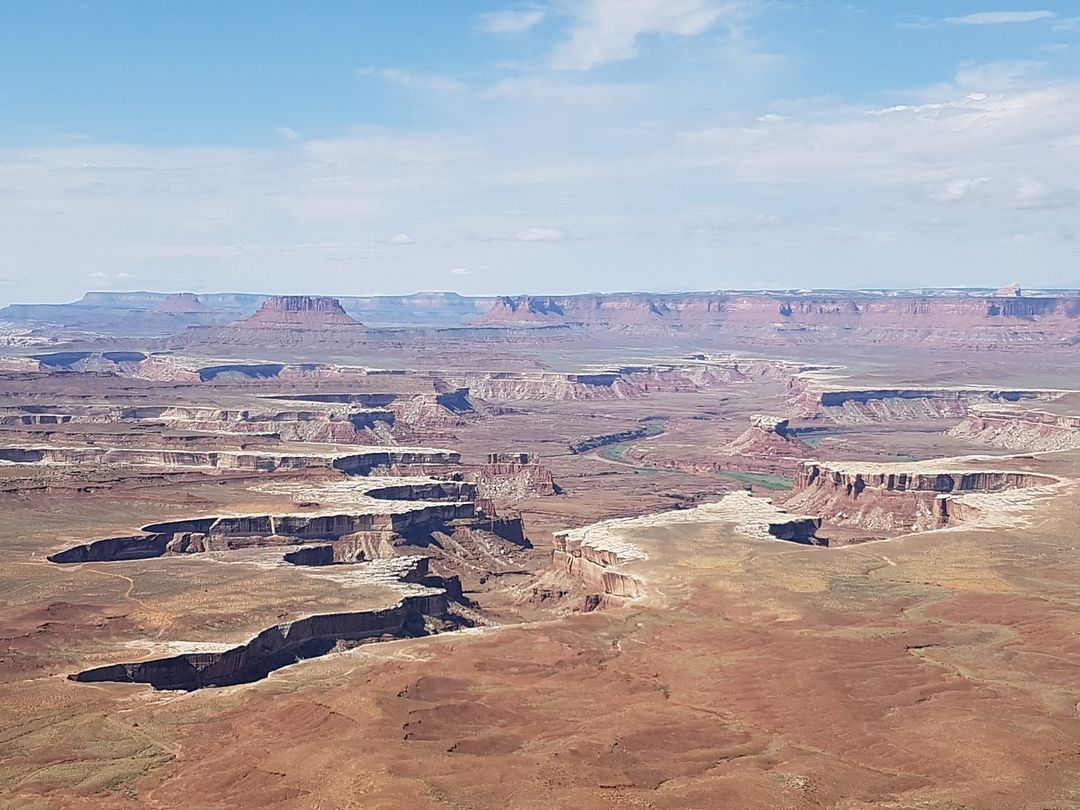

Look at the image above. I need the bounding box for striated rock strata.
[787,460,1058,535]
[947,408,1080,451]
[553,493,822,606]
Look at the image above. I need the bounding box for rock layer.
[72,590,449,690]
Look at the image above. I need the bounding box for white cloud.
[928,177,992,202]
[681,76,1080,190]
[478,9,545,34]
[550,0,743,71]
[515,226,568,241]
[87,271,137,284]
[276,127,300,141]
[1010,176,1079,209]
[946,11,1055,25]
[449,266,470,276]
[356,66,467,93]
[387,232,415,245]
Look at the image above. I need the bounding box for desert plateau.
[0,288,1078,808]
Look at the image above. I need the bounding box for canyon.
[1,289,1079,809]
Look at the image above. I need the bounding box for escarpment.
[45,474,522,565]
[0,444,460,474]
[553,493,824,607]
[473,290,1080,345]
[72,590,453,691]
[786,460,1058,538]
[948,408,1080,451]
[792,387,1062,423]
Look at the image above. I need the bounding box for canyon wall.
[473,291,1080,344]
[948,409,1080,451]
[787,461,1058,534]
[72,592,449,690]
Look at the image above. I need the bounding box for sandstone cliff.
[474,291,1080,344]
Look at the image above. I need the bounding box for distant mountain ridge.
[4,288,1080,343]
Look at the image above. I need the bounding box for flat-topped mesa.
[793,387,1063,423]
[794,461,1056,495]
[237,295,363,328]
[786,460,1059,536]
[155,292,211,313]
[476,296,566,324]
[45,476,529,566]
[471,290,1080,344]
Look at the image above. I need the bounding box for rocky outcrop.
[786,460,1058,534]
[0,402,398,444]
[71,591,450,690]
[471,455,558,499]
[237,295,363,328]
[995,283,1023,297]
[947,409,1080,451]
[445,361,766,402]
[794,387,1062,423]
[569,425,657,455]
[723,415,813,458]
[179,296,367,346]
[48,501,484,564]
[553,493,823,606]
[0,444,460,473]
[46,475,525,568]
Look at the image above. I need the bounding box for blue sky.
[2,1,1080,303]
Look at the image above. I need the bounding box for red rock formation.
[474,291,1080,344]
[786,460,1057,535]
[472,455,558,499]
[947,409,1080,451]
[724,415,813,458]
[235,295,363,328]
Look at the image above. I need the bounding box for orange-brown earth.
[1,293,1080,809]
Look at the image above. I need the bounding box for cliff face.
[71,592,450,690]
[786,461,1058,534]
[0,444,461,473]
[792,387,1060,423]
[472,458,557,499]
[474,291,1080,343]
[948,409,1080,451]
[723,415,813,458]
[236,295,363,328]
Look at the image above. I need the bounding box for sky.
[2,1,1080,305]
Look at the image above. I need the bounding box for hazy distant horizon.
[9,283,1080,310]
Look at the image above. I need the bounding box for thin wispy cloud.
[356,66,467,93]
[515,226,567,241]
[550,0,744,71]
[478,8,546,34]
[946,11,1055,25]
